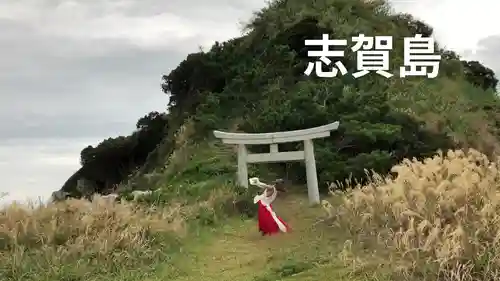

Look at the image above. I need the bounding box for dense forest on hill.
[57,0,499,199]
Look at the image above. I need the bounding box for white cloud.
[0,0,249,51]
[390,0,500,58]
[43,13,197,49]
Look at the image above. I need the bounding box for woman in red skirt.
[249,177,290,236]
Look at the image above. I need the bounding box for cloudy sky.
[0,0,498,204]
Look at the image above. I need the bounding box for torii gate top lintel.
[213,121,339,144]
[212,121,340,205]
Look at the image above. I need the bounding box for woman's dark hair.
[273,178,286,192]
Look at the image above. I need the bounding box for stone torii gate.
[213,121,339,205]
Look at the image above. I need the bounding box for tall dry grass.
[0,195,186,280]
[328,149,500,281]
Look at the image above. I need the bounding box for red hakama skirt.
[257,200,289,235]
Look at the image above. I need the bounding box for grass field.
[4,148,500,281]
[0,190,389,281]
[145,193,390,281]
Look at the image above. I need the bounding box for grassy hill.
[2,0,500,280]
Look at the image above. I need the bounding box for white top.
[253,185,277,206]
[249,177,277,206]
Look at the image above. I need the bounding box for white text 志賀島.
[303,34,441,78]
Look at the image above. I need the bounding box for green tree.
[462,60,498,91]
[60,111,169,197]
